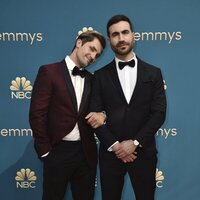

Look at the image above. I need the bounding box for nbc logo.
[156,168,164,188]
[10,77,32,99]
[15,168,37,188]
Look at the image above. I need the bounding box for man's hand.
[112,140,138,163]
[120,139,137,155]
[85,112,106,128]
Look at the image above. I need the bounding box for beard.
[110,41,134,56]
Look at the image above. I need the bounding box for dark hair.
[107,14,133,36]
[72,31,106,51]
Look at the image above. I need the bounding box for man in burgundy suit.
[29,30,106,200]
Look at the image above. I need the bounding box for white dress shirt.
[62,55,85,141]
[116,53,138,104]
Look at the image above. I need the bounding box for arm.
[29,66,52,157]
[89,71,117,149]
[85,111,106,129]
[134,68,167,148]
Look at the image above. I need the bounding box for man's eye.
[90,47,95,52]
[122,30,130,35]
[90,47,97,52]
[112,33,118,37]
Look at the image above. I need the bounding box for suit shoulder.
[35,61,65,81]
[138,57,160,70]
[85,69,93,75]
[39,61,63,71]
[94,60,114,75]
[138,58,162,75]
[85,70,93,80]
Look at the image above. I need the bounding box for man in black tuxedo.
[87,15,167,200]
[29,30,106,200]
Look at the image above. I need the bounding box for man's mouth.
[117,43,128,48]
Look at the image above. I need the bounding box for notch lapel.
[108,60,129,105]
[61,60,78,112]
[129,58,147,106]
[79,73,91,114]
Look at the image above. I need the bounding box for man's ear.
[132,32,135,43]
[76,39,82,48]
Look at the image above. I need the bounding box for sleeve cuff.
[41,152,49,158]
[107,141,119,152]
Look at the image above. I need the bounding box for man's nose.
[118,33,124,41]
[90,52,97,62]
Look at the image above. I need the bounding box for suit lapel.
[61,60,78,112]
[79,73,91,114]
[129,58,147,105]
[108,60,128,105]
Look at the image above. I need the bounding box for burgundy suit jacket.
[29,60,97,168]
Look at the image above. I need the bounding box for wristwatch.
[133,140,139,146]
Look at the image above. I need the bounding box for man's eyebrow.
[111,29,130,35]
[122,29,130,33]
[91,46,97,51]
[111,31,119,35]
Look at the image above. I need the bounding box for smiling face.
[108,21,135,60]
[74,38,103,68]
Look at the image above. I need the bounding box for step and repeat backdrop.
[0,0,199,199]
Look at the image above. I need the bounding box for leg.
[127,155,157,200]
[99,153,126,200]
[70,160,96,200]
[42,147,69,200]
[42,141,85,200]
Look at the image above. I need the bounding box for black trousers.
[42,141,96,200]
[99,150,157,200]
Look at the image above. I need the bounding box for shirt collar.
[115,52,137,68]
[65,55,76,71]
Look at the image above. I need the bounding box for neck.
[69,52,81,68]
[115,51,134,61]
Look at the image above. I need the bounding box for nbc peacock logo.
[156,168,164,188]
[10,77,32,99]
[15,168,37,188]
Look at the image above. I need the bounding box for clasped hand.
[85,112,106,128]
[112,140,137,163]
[85,113,137,163]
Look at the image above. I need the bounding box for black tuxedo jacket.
[90,57,166,155]
[29,60,97,168]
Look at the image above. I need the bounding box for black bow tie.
[72,66,86,78]
[118,59,135,70]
